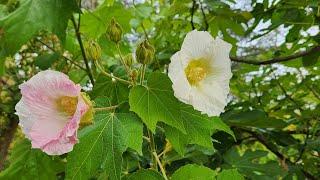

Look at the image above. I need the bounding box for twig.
[152,152,168,180]
[71,16,95,85]
[141,22,149,41]
[143,136,151,142]
[230,46,320,65]
[115,43,131,78]
[94,60,131,85]
[239,128,317,180]
[275,78,303,112]
[199,0,208,30]
[190,0,196,30]
[35,39,86,71]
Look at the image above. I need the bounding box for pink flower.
[15,70,89,155]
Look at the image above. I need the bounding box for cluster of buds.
[85,40,102,61]
[107,18,123,43]
[136,40,155,65]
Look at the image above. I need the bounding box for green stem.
[116,43,131,78]
[94,60,131,85]
[152,152,168,180]
[148,130,157,169]
[94,105,118,111]
[140,64,146,85]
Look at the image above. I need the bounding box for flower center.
[184,58,211,86]
[57,96,78,116]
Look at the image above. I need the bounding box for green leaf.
[68,69,88,84]
[0,139,63,180]
[171,164,217,180]
[134,4,153,19]
[127,169,164,180]
[222,110,287,129]
[34,52,60,70]
[0,0,77,56]
[129,72,185,133]
[217,169,244,180]
[165,103,235,155]
[122,114,144,155]
[66,112,143,180]
[80,3,132,39]
[302,51,320,67]
[223,147,284,178]
[91,74,130,104]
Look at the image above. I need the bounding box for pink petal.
[15,70,88,155]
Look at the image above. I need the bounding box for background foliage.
[0,0,319,179]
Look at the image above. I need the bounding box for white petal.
[169,31,232,117]
[188,81,228,116]
[181,30,214,58]
[169,51,192,102]
[206,38,232,71]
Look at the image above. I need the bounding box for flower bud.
[124,53,134,67]
[85,40,102,61]
[79,92,94,128]
[130,69,139,82]
[107,18,123,43]
[136,40,155,65]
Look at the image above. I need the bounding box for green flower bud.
[85,40,102,61]
[136,40,155,65]
[107,18,123,43]
[124,53,134,67]
[130,69,139,82]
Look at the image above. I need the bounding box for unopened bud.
[107,18,123,43]
[136,40,155,65]
[130,69,139,82]
[85,40,102,61]
[124,53,134,67]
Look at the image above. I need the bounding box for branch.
[71,16,95,85]
[190,0,196,30]
[230,46,320,65]
[35,39,86,71]
[199,0,208,30]
[275,78,303,112]
[240,128,317,180]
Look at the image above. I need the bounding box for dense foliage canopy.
[0,0,319,179]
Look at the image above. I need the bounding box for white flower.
[168,30,232,116]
